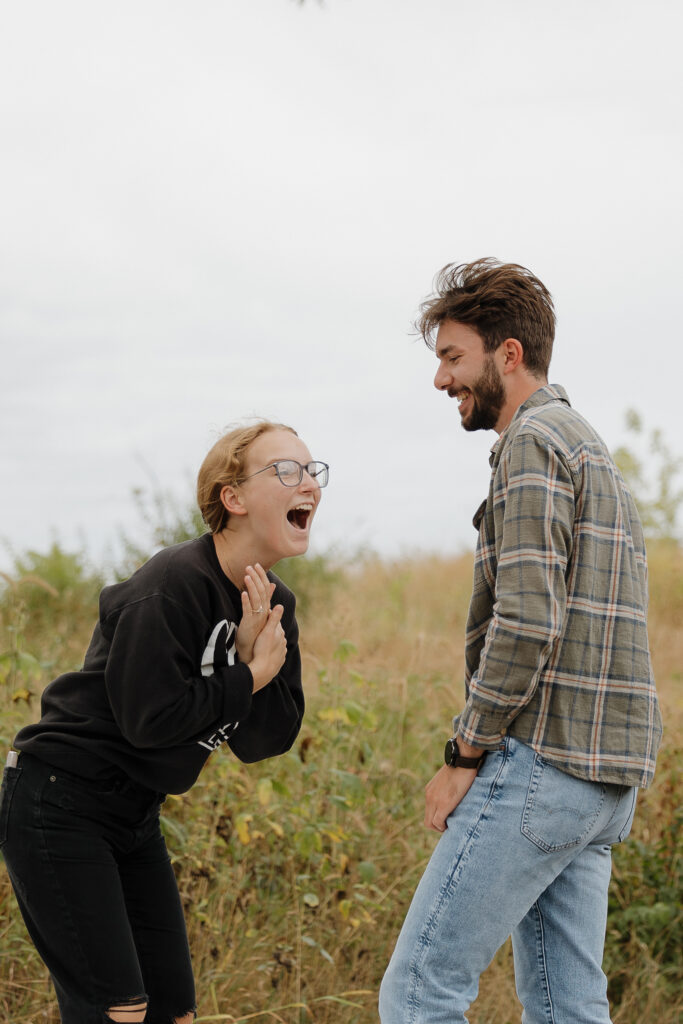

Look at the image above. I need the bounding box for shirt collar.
[488,383,571,467]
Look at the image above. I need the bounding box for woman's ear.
[220,485,247,517]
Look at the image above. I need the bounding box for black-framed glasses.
[241,460,330,488]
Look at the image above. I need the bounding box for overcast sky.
[1,0,681,571]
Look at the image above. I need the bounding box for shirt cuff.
[453,709,506,750]
[219,662,254,723]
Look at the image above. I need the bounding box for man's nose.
[434,362,451,391]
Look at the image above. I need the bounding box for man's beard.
[461,356,506,432]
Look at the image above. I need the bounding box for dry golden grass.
[1,546,681,1024]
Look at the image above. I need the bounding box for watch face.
[444,738,457,766]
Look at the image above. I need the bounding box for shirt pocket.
[0,766,22,847]
[521,754,605,852]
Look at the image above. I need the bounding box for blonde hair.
[197,421,297,533]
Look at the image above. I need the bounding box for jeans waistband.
[11,750,163,806]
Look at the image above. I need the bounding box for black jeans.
[0,753,196,1023]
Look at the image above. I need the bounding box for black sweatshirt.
[15,534,304,795]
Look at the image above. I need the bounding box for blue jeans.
[0,753,196,1023]
[379,737,637,1024]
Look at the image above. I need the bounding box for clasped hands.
[235,563,287,692]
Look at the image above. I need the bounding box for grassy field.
[1,542,681,1023]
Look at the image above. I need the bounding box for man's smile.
[448,386,473,413]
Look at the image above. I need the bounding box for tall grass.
[1,543,681,1023]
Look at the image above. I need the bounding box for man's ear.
[220,485,247,517]
[500,338,525,374]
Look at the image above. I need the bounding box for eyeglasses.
[241,460,330,488]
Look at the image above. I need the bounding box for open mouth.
[455,389,472,414]
[287,503,313,531]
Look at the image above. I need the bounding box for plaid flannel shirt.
[457,384,661,787]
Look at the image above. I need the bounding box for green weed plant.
[0,541,681,1024]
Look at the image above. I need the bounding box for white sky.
[1,0,682,570]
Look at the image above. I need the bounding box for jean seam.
[0,765,22,847]
[405,744,510,1018]
[614,787,637,843]
[35,774,103,1012]
[532,902,556,1024]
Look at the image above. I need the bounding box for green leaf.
[358,860,377,883]
[333,639,357,662]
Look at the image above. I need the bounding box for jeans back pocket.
[0,766,22,847]
[521,755,605,852]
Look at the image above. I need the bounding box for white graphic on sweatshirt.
[198,722,239,752]
[201,619,236,675]
[198,619,240,752]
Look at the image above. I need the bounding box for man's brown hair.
[417,258,556,379]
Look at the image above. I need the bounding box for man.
[379,259,662,1024]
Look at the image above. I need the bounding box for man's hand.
[424,764,479,833]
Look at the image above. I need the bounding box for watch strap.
[444,737,486,770]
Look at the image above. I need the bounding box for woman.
[0,421,328,1024]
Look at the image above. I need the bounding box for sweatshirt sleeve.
[102,593,254,749]
[228,594,304,763]
[457,432,575,748]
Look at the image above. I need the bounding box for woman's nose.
[300,469,320,492]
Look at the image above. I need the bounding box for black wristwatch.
[444,737,487,770]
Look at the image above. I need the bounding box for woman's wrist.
[235,642,253,665]
[246,657,270,692]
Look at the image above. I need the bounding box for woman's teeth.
[287,503,313,530]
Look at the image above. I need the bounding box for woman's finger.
[266,604,284,629]
[253,563,270,587]
[246,565,271,612]
[252,564,274,609]
[243,572,265,614]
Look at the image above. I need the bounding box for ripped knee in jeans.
[105,1000,196,1024]
[105,996,147,1022]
